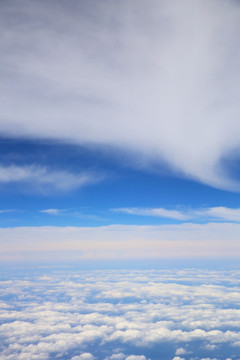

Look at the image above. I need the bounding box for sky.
[1,0,240,264]
[2,2,240,360]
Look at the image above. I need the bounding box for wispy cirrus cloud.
[0,164,103,193]
[0,209,16,214]
[113,207,189,220]
[40,208,65,215]
[39,209,107,222]
[202,207,240,222]
[1,0,240,190]
[113,206,240,222]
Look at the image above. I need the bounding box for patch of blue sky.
[1,138,240,228]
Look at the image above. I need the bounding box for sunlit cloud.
[71,354,95,360]
[1,268,240,359]
[175,349,189,356]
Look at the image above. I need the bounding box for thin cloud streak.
[0,209,16,214]
[1,0,240,190]
[203,206,240,222]
[0,164,103,192]
[113,206,240,222]
[40,209,65,215]
[113,207,188,220]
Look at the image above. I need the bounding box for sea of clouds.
[0,267,240,360]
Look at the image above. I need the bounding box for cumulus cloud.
[1,0,240,190]
[1,223,240,262]
[175,348,188,356]
[0,164,102,192]
[203,344,218,351]
[1,268,240,359]
[105,354,126,360]
[71,353,95,360]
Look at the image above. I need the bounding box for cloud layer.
[1,268,240,359]
[1,223,240,262]
[1,0,240,190]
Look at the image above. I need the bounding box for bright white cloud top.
[1,268,240,359]
[1,0,240,190]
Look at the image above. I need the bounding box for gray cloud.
[1,0,240,190]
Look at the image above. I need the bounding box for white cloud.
[203,344,218,351]
[71,353,95,360]
[202,207,240,222]
[0,164,102,192]
[113,206,240,222]
[1,0,240,190]
[1,268,240,359]
[175,348,188,355]
[40,209,64,215]
[1,222,240,262]
[113,207,188,220]
[105,354,126,360]
[0,209,16,214]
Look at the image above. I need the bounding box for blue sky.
[1,0,240,263]
[1,137,240,228]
